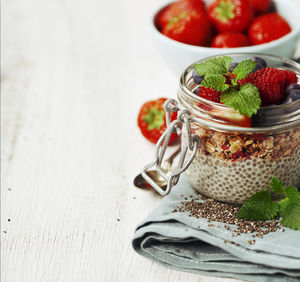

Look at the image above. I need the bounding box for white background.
[2,0,300,281]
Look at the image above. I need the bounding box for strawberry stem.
[214,0,235,23]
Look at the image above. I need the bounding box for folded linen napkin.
[132,175,300,282]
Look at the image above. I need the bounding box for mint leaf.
[237,191,279,221]
[200,75,229,92]
[220,83,261,118]
[232,60,256,80]
[194,56,232,77]
[270,177,285,195]
[280,200,300,230]
[285,186,300,201]
[279,197,289,216]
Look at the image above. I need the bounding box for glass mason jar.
[142,54,300,204]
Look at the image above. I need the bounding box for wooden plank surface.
[1,0,300,281]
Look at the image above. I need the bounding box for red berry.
[198,86,222,103]
[248,13,291,45]
[162,13,212,46]
[211,32,251,48]
[240,68,297,106]
[208,0,254,33]
[158,0,206,29]
[249,0,270,14]
[137,98,178,144]
[161,9,212,46]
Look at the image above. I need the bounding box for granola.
[193,126,300,162]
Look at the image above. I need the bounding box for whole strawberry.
[138,98,178,144]
[162,11,212,46]
[198,86,222,103]
[211,32,250,48]
[249,0,270,14]
[248,13,291,45]
[158,0,206,28]
[208,0,253,33]
[240,68,297,106]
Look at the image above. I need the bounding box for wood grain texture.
[1,0,300,281]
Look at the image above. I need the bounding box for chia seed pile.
[173,193,286,245]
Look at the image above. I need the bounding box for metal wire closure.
[141,99,200,196]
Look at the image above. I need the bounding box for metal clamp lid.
[141,98,200,196]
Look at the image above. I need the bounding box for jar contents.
[184,55,300,203]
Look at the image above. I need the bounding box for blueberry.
[229,62,238,73]
[250,57,267,73]
[252,57,267,68]
[193,86,200,95]
[282,84,300,104]
[192,69,204,84]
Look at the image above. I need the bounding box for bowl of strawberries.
[151,0,300,74]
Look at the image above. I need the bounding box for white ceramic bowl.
[151,0,300,74]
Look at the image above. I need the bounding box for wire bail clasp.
[141,98,200,196]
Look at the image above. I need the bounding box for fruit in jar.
[138,98,178,144]
[211,32,250,48]
[282,84,300,104]
[193,56,297,126]
[240,68,297,106]
[198,86,222,103]
[207,0,254,33]
[192,69,204,84]
[159,0,212,46]
[248,13,291,45]
[249,0,271,14]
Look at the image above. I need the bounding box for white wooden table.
[2,0,300,281]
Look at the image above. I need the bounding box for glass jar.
[142,54,300,204]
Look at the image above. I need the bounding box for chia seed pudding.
[177,54,300,204]
[186,126,300,203]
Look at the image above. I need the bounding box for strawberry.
[249,0,270,14]
[211,32,250,48]
[211,108,252,127]
[198,86,222,103]
[137,98,178,144]
[240,68,297,106]
[207,0,253,33]
[248,13,291,45]
[161,7,212,46]
[158,0,206,29]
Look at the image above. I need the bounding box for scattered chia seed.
[8,219,11,222]
[8,188,12,191]
[174,195,283,243]
[117,218,120,222]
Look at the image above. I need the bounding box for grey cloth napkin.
[132,175,300,282]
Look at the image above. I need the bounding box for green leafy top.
[143,107,165,130]
[237,177,300,230]
[194,56,232,76]
[194,57,261,118]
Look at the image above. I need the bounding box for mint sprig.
[237,190,279,221]
[194,56,232,76]
[220,84,261,118]
[193,57,262,117]
[237,177,300,230]
[232,60,256,80]
[200,75,229,92]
